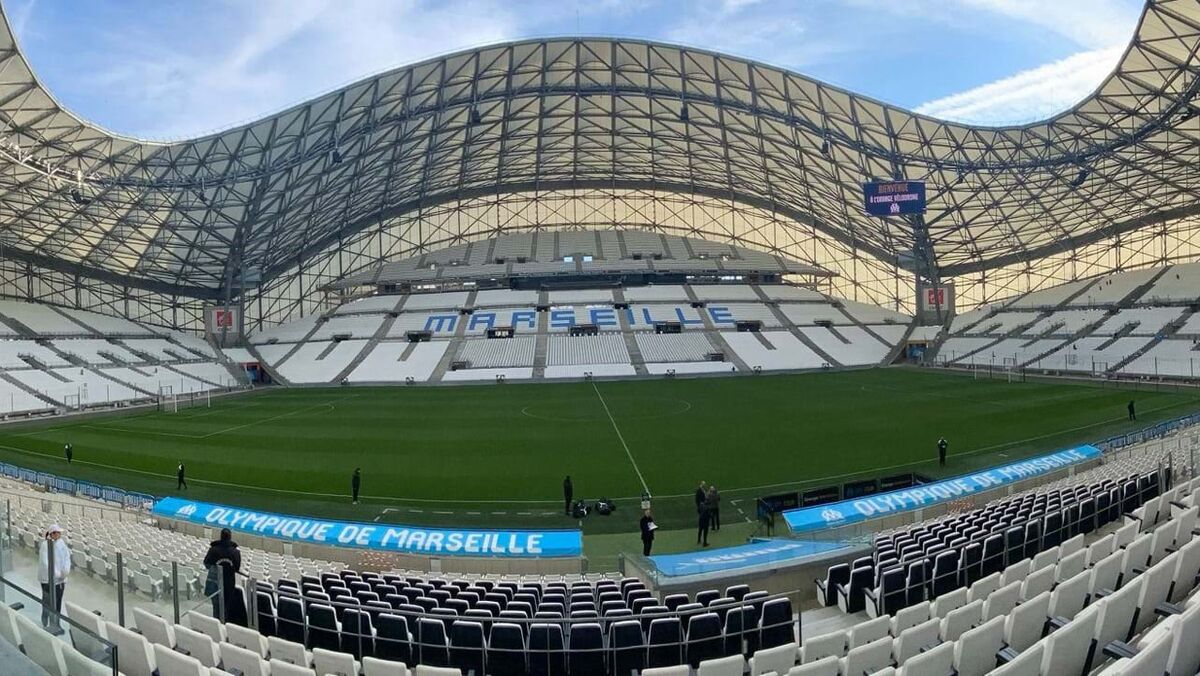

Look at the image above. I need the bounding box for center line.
[591,382,650,495]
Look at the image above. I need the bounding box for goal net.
[1002,357,1019,382]
[158,386,177,413]
[62,394,81,412]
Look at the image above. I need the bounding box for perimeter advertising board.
[783,445,1101,533]
[154,497,582,558]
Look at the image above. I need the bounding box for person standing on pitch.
[937,437,948,468]
[1128,399,1136,421]
[352,468,361,504]
[563,475,573,516]
[708,485,721,531]
[694,480,707,513]
[639,509,656,556]
[177,461,187,490]
[38,524,70,630]
[64,443,72,464]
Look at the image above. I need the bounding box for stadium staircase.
[832,302,902,354]
[0,313,39,338]
[50,305,106,334]
[265,319,325,376]
[429,296,476,382]
[1120,266,1173,307]
[1094,324,1138,351]
[686,286,752,372]
[330,310,400,384]
[530,290,551,378]
[936,334,1005,365]
[244,344,290,386]
[748,283,844,362]
[1107,308,1198,375]
[96,367,159,398]
[879,320,918,365]
[1022,316,1112,367]
[613,288,648,376]
[0,371,57,408]
[1057,277,1103,308]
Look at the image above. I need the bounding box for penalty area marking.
[74,395,356,440]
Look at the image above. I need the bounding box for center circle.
[521,397,693,422]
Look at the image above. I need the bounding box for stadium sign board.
[649,539,851,577]
[153,497,582,558]
[783,444,1102,533]
[863,180,926,216]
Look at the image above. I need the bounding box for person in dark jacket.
[707,485,721,531]
[352,468,361,504]
[937,438,948,468]
[64,444,73,464]
[203,528,246,625]
[1128,400,1136,421]
[639,509,656,556]
[695,480,710,547]
[563,475,573,516]
[694,481,707,512]
[177,461,187,489]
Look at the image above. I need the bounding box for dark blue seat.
[763,600,792,653]
[450,620,486,676]
[930,550,960,598]
[528,622,567,676]
[647,617,683,669]
[815,564,850,607]
[686,612,723,667]
[341,608,374,659]
[836,566,873,614]
[416,617,450,667]
[276,595,306,645]
[374,613,411,665]
[486,622,526,676]
[609,620,645,676]
[567,622,605,676]
[306,604,340,652]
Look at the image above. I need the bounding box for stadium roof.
[0,1,1196,299]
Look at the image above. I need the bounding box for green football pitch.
[0,367,1196,565]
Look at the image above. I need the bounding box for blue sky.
[7,0,1144,140]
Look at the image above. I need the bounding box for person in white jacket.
[38,524,71,628]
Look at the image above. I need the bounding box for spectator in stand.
[38,524,70,629]
[640,509,656,556]
[352,468,362,504]
[203,528,246,625]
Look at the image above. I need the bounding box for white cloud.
[664,1,846,71]
[914,46,1123,124]
[83,0,521,139]
[960,0,1140,49]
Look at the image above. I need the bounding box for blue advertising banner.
[153,497,582,558]
[863,181,926,216]
[650,539,852,577]
[783,444,1102,533]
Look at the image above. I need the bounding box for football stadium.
[0,1,1198,674]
